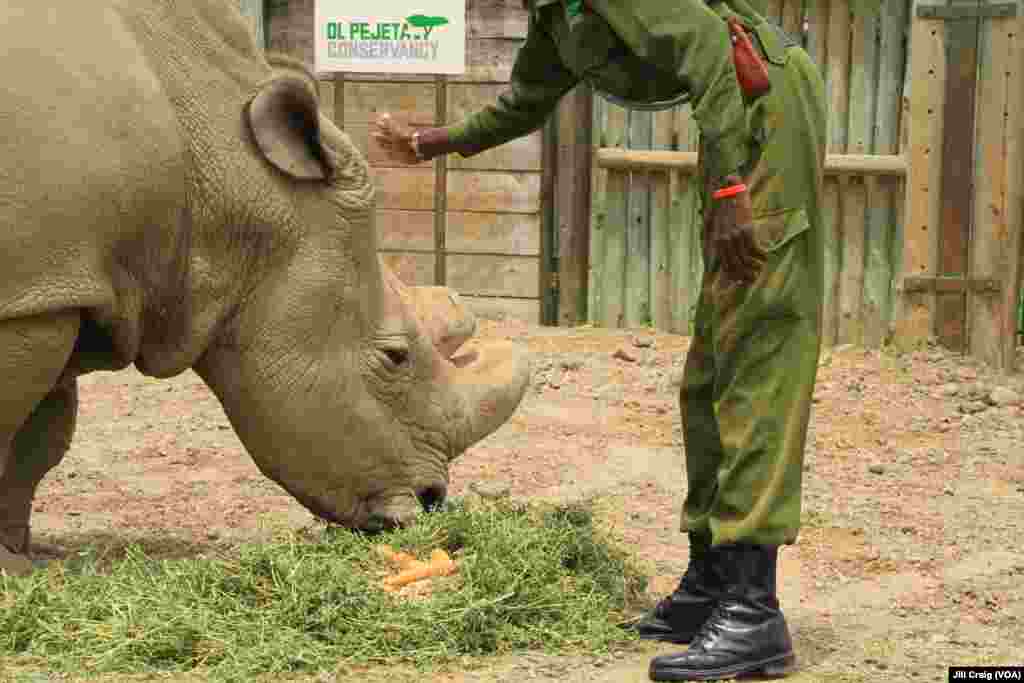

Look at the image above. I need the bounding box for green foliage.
[406,14,450,29]
[0,499,648,681]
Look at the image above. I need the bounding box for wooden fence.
[586,0,910,351]
[266,0,545,324]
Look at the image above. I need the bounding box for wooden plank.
[838,177,868,346]
[447,84,543,171]
[893,0,947,350]
[603,170,629,328]
[594,99,628,327]
[451,38,522,83]
[935,7,981,352]
[588,97,608,325]
[625,109,653,327]
[445,212,541,255]
[446,254,540,298]
[462,296,540,324]
[446,170,542,213]
[863,0,908,348]
[595,150,908,175]
[556,85,593,326]
[650,109,676,332]
[672,103,700,336]
[821,178,842,347]
[434,76,448,287]
[466,0,529,40]
[343,82,436,124]
[827,0,851,154]
[841,5,877,347]
[380,251,436,287]
[968,13,1011,368]
[1003,19,1024,370]
[378,210,436,250]
[372,168,436,210]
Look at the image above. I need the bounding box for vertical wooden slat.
[767,0,786,24]
[556,85,594,326]
[894,0,947,350]
[1003,21,1024,370]
[651,111,676,332]
[936,4,982,352]
[626,110,653,327]
[589,97,608,324]
[969,13,1011,367]
[839,7,876,346]
[602,104,630,328]
[865,0,908,347]
[671,104,700,336]
[822,0,850,348]
[434,77,448,287]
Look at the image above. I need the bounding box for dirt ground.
[22,319,1024,682]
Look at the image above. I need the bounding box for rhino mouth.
[289,484,448,532]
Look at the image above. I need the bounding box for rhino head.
[190,68,531,532]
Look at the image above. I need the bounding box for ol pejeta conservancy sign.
[315,0,466,74]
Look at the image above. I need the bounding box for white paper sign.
[315,0,466,74]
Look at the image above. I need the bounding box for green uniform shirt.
[447,0,771,185]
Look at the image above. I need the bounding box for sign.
[315,0,466,75]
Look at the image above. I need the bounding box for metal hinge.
[917,2,1018,20]
[903,276,1002,294]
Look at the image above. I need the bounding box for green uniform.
[446,0,828,548]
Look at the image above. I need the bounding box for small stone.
[834,344,855,354]
[944,487,955,496]
[988,387,1021,407]
[206,531,220,541]
[958,367,979,381]
[668,367,686,387]
[612,348,637,363]
[470,481,511,500]
[869,464,886,475]
[959,401,988,415]
[560,358,583,371]
[939,383,960,398]
[632,335,655,349]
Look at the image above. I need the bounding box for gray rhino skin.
[0,0,531,576]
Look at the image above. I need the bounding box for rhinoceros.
[0,0,531,576]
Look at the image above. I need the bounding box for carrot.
[382,558,458,587]
[375,544,420,570]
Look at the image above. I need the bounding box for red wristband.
[713,183,748,200]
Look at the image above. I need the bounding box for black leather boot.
[648,544,796,681]
[627,533,722,644]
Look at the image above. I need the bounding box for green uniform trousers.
[680,41,828,548]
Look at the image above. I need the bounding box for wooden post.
[893,0,947,352]
[555,84,593,327]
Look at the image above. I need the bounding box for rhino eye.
[381,348,409,367]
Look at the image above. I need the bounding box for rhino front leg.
[0,312,79,576]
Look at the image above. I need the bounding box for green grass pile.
[0,498,649,680]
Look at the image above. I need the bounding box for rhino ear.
[247,78,333,181]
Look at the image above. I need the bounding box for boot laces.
[688,600,732,650]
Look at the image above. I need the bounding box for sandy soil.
[21,320,1024,682]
